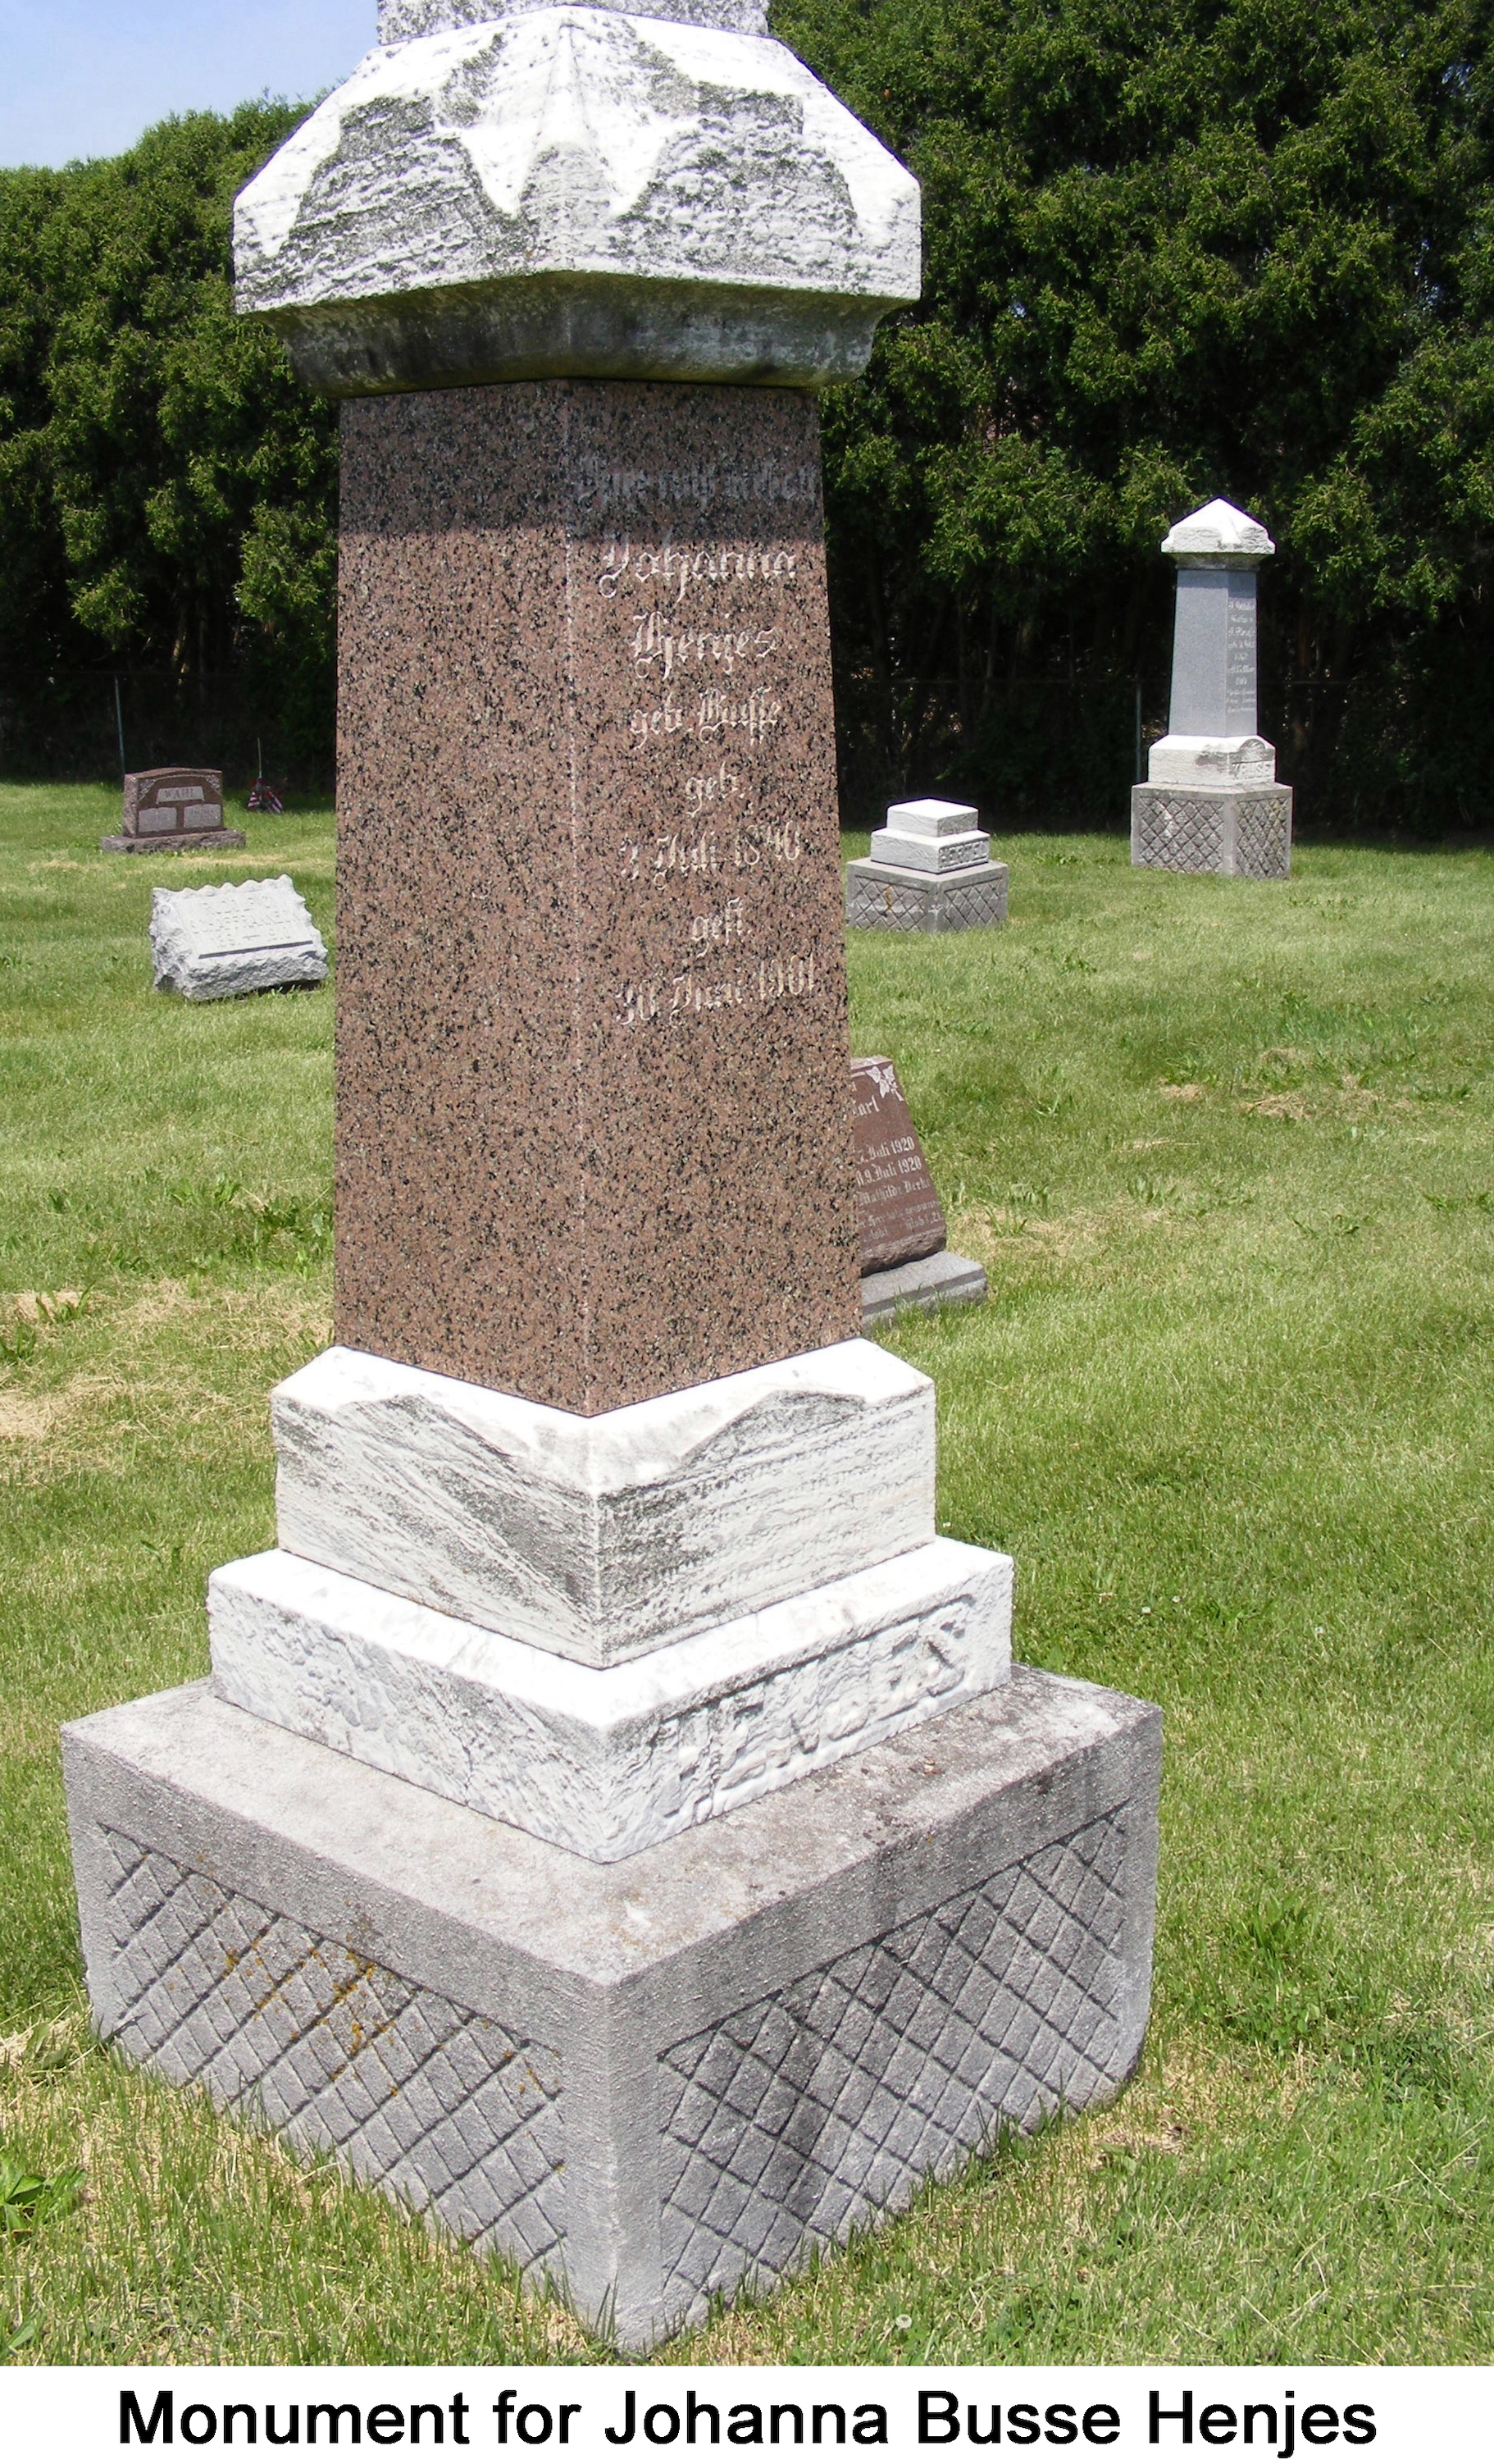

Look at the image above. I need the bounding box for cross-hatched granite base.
[846,859,1009,933]
[1131,784,1292,878]
[65,1668,1159,2348]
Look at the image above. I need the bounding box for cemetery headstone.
[847,796,1009,932]
[852,1056,988,1322]
[150,877,328,1002]
[102,766,246,855]
[1131,500,1293,878]
[66,0,1159,2352]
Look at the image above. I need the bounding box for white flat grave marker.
[150,875,327,1002]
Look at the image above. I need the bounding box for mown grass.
[2,785,1492,2363]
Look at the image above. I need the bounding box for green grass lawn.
[2,783,1492,2364]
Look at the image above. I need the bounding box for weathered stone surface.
[1131,784,1293,880]
[273,1340,933,1665]
[65,1667,1159,2348]
[67,0,1164,2359]
[884,796,982,839]
[846,857,1009,933]
[851,1056,946,1272]
[209,1537,1013,1860]
[1162,498,1274,564]
[333,381,861,1413]
[1146,734,1277,788]
[868,796,991,875]
[868,828,990,874]
[863,1250,988,1326]
[149,877,328,1002]
[383,0,769,31]
[1141,497,1293,873]
[235,7,921,393]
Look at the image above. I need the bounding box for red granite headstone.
[852,1056,948,1272]
[124,769,225,835]
[103,766,246,854]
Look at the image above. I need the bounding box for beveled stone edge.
[272,1337,936,1667]
[246,272,909,396]
[1131,782,1295,807]
[846,856,1010,888]
[63,1666,1160,2008]
[207,1538,1013,1861]
[862,1252,988,1326]
[273,1336,932,1502]
[382,0,771,36]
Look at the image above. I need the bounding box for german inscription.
[1224,577,1258,734]
[579,456,830,1041]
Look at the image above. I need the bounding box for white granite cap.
[1161,498,1274,560]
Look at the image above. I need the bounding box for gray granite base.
[1130,784,1291,878]
[64,1670,1159,2350]
[101,831,248,855]
[847,859,1009,933]
[862,1250,988,1326]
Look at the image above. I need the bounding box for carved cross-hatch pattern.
[1232,796,1292,881]
[98,1828,565,2266]
[1132,792,1227,874]
[848,875,1005,933]
[936,877,1007,930]
[658,1810,1128,2310]
[848,876,930,932]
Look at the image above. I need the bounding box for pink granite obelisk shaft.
[334,378,860,1416]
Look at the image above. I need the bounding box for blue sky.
[0,2,379,168]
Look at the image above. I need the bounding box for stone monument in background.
[848,796,1009,931]
[853,1056,988,1324]
[65,0,1159,2348]
[1131,499,1293,878]
[102,766,246,856]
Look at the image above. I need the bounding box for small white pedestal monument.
[1131,499,1293,878]
[847,797,1009,932]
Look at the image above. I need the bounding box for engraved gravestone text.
[581,460,827,1038]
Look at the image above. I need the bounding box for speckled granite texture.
[335,379,859,1415]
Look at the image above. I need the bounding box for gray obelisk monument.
[64,0,1159,2348]
[1132,498,1293,878]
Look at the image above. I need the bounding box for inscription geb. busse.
[589,477,825,1031]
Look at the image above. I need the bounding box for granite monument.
[1131,500,1294,878]
[853,1056,987,1323]
[102,766,246,856]
[66,0,1159,2351]
[848,797,1009,933]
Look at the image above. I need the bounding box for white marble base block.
[274,1341,936,1668]
[209,1540,1013,1861]
[868,828,991,874]
[1146,733,1277,788]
